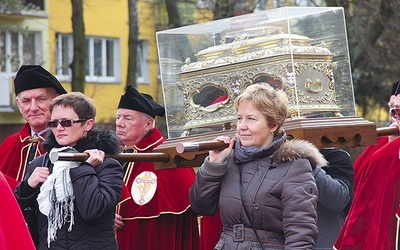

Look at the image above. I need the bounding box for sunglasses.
[47,119,87,128]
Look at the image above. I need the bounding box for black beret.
[14,65,67,95]
[118,85,165,118]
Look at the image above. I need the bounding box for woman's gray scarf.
[37,147,80,247]
[234,133,286,163]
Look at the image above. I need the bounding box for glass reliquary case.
[157,7,376,148]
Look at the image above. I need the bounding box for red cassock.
[334,136,400,249]
[116,128,200,250]
[0,123,46,182]
[199,213,223,250]
[0,172,35,250]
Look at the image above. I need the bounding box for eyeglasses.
[47,119,87,128]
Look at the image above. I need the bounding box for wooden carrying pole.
[376,126,399,136]
[49,140,229,170]
[49,124,399,169]
[49,151,170,163]
[175,141,227,154]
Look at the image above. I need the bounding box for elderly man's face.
[16,88,56,132]
[115,108,153,146]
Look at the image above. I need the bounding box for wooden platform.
[283,116,377,149]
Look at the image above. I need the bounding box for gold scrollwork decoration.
[298,95,314,104]
[305,79,323,93]
[294,62,311,76]
[317,89,336,104]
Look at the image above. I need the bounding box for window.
[86,36,119,82]
[56,33,120,83]
[0,31,6,72]
[197,0,213,9]
[0,30,41,108]
[0,30,42,73]
[137,40,149,83]
[56,34,73,76]
[25,0,45,10]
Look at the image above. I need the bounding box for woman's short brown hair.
[234,83,288,136]
[50,92,96,121]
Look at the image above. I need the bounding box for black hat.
[14,65,67,95]
[391,80,400,96]
[118,85,165,118]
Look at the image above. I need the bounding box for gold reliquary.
[178,27,340,123]
[157,7,377,148]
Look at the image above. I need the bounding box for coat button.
[253,203,260,210]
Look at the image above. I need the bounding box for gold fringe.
[121,204,192,220]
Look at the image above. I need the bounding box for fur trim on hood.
[274,139,328,168]
[43,127,121,155]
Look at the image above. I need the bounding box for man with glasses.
[0,65,67,189]
[334,81,400,250]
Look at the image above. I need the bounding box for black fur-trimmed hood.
[43,127,121,155]
[274,139,328,168]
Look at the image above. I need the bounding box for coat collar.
[274,139,328,168]
[130,128,165,152]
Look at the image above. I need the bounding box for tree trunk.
[213,0,235,20]
[166,0,181,28]
[70,0,86,92]
[350,0,393,70]
[126,0,139,88]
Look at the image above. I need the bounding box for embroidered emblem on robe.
[131,171,157,205]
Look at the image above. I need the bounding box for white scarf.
[37,147,80,247]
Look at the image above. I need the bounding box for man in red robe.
[0,171,35,249]
[114,85,199,250]
[0,65,66,184]
[334,81,400,249]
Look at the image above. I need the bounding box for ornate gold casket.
[157,7,377,148]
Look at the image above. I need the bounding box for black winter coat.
[15,128,123,250]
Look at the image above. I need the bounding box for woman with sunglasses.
[15,92,123,250]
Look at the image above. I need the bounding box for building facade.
[1,0,322,141]
[0,0,166,140]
